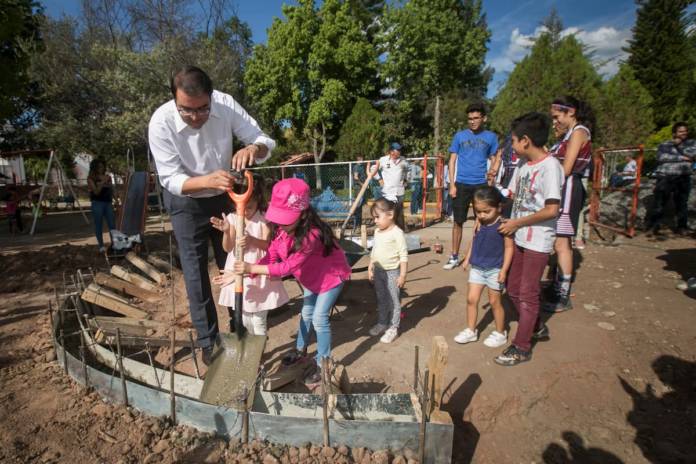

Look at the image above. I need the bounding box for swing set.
[0,149,90,235]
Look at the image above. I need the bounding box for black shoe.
[494,345,531,366]
[532,323,550,341]
[543,296,573,313]
[281,348,307,366]
[675,227,690,236]
[201,347,214,366]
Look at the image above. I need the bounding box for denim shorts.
[469,265,503,291]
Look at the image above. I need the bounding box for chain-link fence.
[250,155,448,231]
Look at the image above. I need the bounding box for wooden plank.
[145,255,172,274]
[94,273,161,303]
[81,283,149,319]
[426,336,448,414]
[88,315,166,337]
[85,282,131,305]
[126,252,168,286]
[101,333,189,348]
[111,265,160,293]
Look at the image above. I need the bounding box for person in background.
[444,103,499,270]
[645,122,694,236]
[609,154,637,188]
[408,159,423,215]
[87,158,116,252]
[148,65,275,364]
[375,142,409,228]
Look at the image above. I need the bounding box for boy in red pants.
[496,113,564,366]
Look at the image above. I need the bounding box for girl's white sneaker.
[454,328,478,344]
[483,330,508,348]
[380,327,398,343]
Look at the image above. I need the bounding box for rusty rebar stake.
[188,329,200,380]
[413,345,419,392]
[241,386,250,444]
[80,330,89,390]
[59,329,67,374]
[169,329,176,424]
[115,328,128,406]
[321,357,330,447]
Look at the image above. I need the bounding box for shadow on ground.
[620,354,696,463]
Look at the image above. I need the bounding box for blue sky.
[40,0,671,97]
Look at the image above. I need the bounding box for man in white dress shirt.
[149,66,275,363]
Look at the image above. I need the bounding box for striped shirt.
[550,125,592,176]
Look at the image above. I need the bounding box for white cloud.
[490,24,632,79]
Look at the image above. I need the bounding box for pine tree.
[490,33,602,139]
[334,98,385,160]
[625,0,694,127]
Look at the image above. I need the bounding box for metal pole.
[628,145,644,237]
[421,154,428,228]
[55,154,89,225]
[321,357,330,447]
[169,329,176,424]
[80,330,89,389]
[241,386,250,444]
[188,329,200,379]
[413,345,419,391]
[348,161,353,203]
[59,329,68,374]
[115,329,128,406]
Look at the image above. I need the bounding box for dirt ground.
[1,210,695,463]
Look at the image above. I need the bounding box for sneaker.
[380,327,398,343]
[573,238,586,250]
[281,348,306,366]
[483,330,507,348]
[443,255,460,270]
[98,246,106,253]
[494,345,531,366]
[369,323,388,336]
[453,328,478,344]
[532,323,550,341]
[542,296,573,313]
[676,277,696,291]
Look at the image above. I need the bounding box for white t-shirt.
[508,155,564,253]
[376,155,409,200]
[149,90,275,198]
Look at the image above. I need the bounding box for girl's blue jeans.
[296,282,344,366]
[91,200,116,247]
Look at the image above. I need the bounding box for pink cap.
[265,178,311,225]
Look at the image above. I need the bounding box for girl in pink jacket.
[234,178,350,383]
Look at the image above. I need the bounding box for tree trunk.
[311,124,327,191]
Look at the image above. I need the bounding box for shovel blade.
[199,333,266,408]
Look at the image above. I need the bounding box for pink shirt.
[260,227,351,294]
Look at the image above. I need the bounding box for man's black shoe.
[202,346,214,366]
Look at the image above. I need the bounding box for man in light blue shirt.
[444,103,498,270]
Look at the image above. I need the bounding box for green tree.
[382,0,491,149]
[0,0,43,150]
[625,0,694,127]
[334,97,385,160]
[245,0,378,186]
[490,33,602,139]
[597,65,654,147]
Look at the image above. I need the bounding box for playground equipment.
[0,149,89,235]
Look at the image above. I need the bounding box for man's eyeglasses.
[177,106,211,117]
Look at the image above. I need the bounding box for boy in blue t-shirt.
[444,103,499,270]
